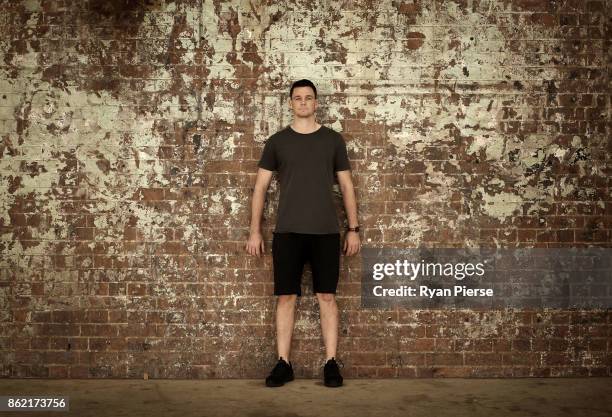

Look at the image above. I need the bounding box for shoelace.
[271,359,290,377]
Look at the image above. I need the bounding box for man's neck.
[290,119,321,134]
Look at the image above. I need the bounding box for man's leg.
[276,294,298,361]
[316,292,338,360]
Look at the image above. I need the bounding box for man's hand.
[245,232,265,257]
[343,231,361,256]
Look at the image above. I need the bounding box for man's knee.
[277,294,298,305]
[316,292,335,303]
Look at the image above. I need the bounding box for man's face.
[289,86,317,118]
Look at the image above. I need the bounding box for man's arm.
[336,170,358,227]
[336,170,361,256]
[246,168,274,257]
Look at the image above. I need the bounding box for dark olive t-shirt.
[257,125,351,234]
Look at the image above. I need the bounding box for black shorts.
[272,232,341,297]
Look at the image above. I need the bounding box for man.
[245,79,360,388]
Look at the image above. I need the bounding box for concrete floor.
[0,378,610,417]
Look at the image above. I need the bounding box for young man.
[245,79,360,388]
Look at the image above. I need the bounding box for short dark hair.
[290,79,317,99]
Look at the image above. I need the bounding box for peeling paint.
[0,0,609,379]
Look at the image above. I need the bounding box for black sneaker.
[323,357,344,387]
[265,357,294,387]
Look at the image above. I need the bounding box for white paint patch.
[479,189,522,221]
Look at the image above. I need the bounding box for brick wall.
[0,0,610,378]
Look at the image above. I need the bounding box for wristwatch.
[346,226,360,232]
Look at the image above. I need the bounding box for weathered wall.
[0,0,610,378]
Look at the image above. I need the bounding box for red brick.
[2,0,608,380]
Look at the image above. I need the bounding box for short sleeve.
[334,134,351,172]
[258,137,278,171]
